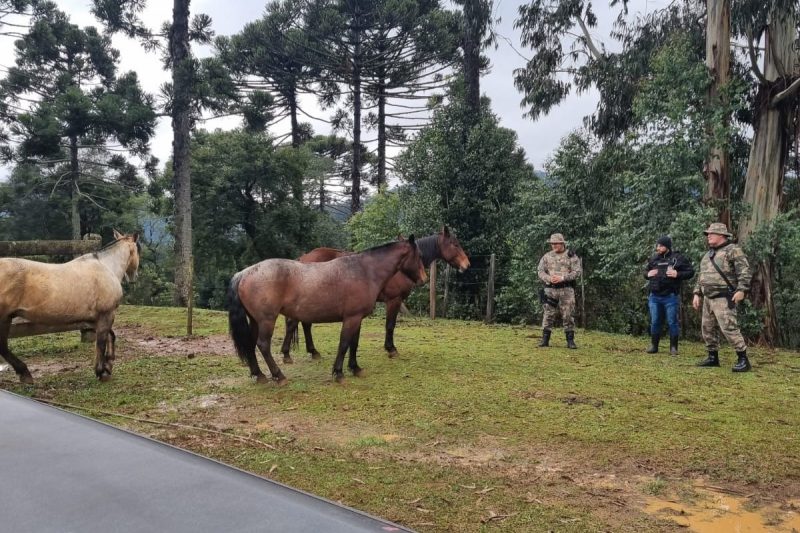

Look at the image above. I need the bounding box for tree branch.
[771,76,800,107]
[746,27,768,84]
[576,16,602,61]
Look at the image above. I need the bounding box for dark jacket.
[644,250,694,296]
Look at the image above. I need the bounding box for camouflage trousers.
[702,296,747,352]
[542,287,576,332]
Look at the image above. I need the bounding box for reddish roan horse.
[227,237,426,384]
[281,226,470,362]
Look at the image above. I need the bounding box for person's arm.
[731,247,751,292]
[693,256,703,296]
[559,253,582,281]
[644,257,655,279]
[676,254,694,280]
[537,256,550,284]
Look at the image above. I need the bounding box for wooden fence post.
[485,253,496,323]
[442,264,451,318]
[429,261,437,319]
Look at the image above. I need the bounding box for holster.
[538,288,559,307]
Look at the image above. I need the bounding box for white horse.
[0,230,140,383]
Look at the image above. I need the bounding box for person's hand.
[692,294,701,310]
[733,290,745,303]
[550,275,562,284]
[647,269,658,278]
[666,267,678,278]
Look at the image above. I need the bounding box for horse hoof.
[387,350,399,358]
[254,374,269,384]
[99,373,112,383]
[19,374,34,385]
[351,368,366,378]
[274,376,289,386]
[283,356,294,364]
[334,373,345,384]
[310,351,322,360]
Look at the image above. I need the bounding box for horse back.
[298,247,351,263]
[0,257,122,322]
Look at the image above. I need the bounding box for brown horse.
[281,226,470,361]
[227,236,426,384]
[0,230,140,383]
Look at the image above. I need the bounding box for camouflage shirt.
[538,250,582,286]
[693,242,751,296]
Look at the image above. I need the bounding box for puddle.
[644,481,800,532]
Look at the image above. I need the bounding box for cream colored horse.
[0,230,140,383]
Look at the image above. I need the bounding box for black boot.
[538,329,551,348]
[732,351,751,372]
[697,350,720,367]
[669,335,679,356]
[566,331,577,349]
[646,334,660,354]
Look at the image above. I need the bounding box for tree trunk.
[377,78,386,189]
[739,12,798,345]
[289,88,300,148]
[69,135,81,240]
[170,0,193,307]
[462,0,481,121]
[703,0,731,228]
[350,12,363,214]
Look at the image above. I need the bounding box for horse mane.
[414,234,439,267]
[360,239,411,255]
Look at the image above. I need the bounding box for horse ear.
[132,232,139,243]
[442,225,450,236]
[112,229,123,240]
[408,234,416,246]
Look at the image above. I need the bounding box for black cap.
[657,235,672,250]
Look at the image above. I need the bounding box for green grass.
[3,304,800,532]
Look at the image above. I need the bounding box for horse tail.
[227,273,257,367]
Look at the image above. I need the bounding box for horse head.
[438,226,470,272]
[399,235,427,286]
[112,229,141,282]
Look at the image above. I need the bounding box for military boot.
[538,329,551,348]
[566,331,577,349]
[669,335,679,356]
[732,351,751,372]
[646,334,660,354]
[697,350,720,367]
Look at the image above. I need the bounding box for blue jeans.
[648,293,680,337]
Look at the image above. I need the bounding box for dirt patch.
[116,325,232,358]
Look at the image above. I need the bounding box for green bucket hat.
[547,233,566,244]
[703,222,732,238]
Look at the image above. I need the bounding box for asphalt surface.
[0,390,412,533]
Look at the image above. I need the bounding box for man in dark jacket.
[644,235,694,355]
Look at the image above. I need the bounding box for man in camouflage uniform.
[692,223,752,372]
[537,233,582,349]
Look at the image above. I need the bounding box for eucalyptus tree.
[0,6,156,239]
[91,0,236,305]
[733,0,800,343]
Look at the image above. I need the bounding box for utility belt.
[546,280,575,289]
[704,287,736,309]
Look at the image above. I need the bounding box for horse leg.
[0,316,33,384]
[348,323,364,377]
[303,322,321,359]
[255,318,287,386]
[280,317,297,364]
[94,314,114,382]
[384,298,402,358]
[247,319,268,383]
[333,317,360,384]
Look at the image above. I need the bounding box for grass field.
[3,305,800,531]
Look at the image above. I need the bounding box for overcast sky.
[1,0,671,178]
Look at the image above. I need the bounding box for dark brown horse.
[227,237,426,384]
[281,226,470,361]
